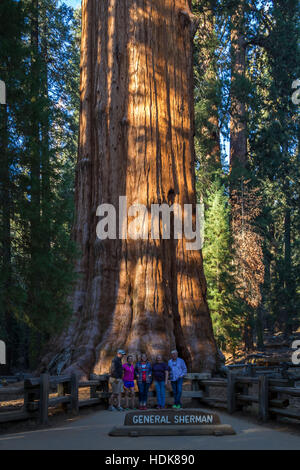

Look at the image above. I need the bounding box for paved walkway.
[0,408,300,450]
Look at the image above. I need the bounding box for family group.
[108,349,187,411]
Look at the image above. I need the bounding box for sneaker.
[176,405,181,409]
[172,405,177,409]
[117,406,124,411]
[108,405,117,411]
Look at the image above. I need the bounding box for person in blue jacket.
[168,350,187,409]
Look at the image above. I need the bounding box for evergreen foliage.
[0,0,80,369]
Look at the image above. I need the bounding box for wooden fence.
[0,373,109,425]
[0,372,207,425]
[198,371,300,423]
[0,370,300,425]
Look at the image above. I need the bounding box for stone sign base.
[109,409,235,437]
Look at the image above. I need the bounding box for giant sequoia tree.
[42,0,217,378]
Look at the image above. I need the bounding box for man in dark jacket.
[109,349,126,411]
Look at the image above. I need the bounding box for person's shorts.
[123,380,134,389]
[109,377,123,394]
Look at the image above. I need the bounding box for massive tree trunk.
[42,0,217,378]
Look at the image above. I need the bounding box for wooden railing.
[0,373,110,425]
[197,371,300,423]
[0,369,300,425]
[0,372,207,425]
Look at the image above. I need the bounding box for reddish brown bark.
[229,3,264,351]
[230,1,247,171]
[197,3,221,168]
[42,0,217,378]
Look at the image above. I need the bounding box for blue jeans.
[138,382,150,404]
[171,377,183,405]
[154,380,166,408]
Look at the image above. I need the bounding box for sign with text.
[109,409,235,436]
[124,409,220,426]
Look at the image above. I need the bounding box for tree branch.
[178,9,200,38]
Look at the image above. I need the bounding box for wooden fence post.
[39,373,49,425]
[227,371,236,414]
[259,375,269,422]
[191,378,200,406]
[24,382,35,413]
[245,364,255,377]
[57,381,69,412]
[70,373,79,415]
[90,379,98,399]
[103,376,109,406]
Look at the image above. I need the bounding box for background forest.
[0,0,299,371]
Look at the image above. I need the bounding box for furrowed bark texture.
[42,0,217,378]
[230,1,247,171]
[197,3,221,167]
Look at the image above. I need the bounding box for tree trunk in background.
[283,205,293,337]
[229,2,258,351]
[0,103,12,371]
[197,1,221,168]
[42,0,217,378]
[29,0,41,264]
[41,20,51,254]
[28,0,42,366]
[230,0,247,174]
